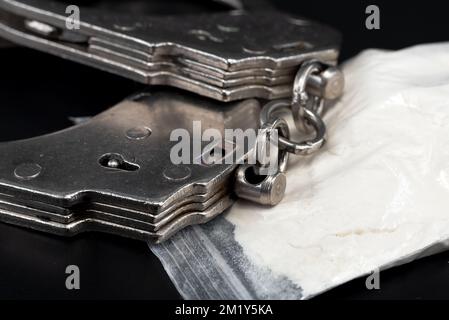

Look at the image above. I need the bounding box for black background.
[1,0,449,300]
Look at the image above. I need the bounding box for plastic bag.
[151,43,449,299]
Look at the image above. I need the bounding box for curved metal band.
[278,108,326,155]
[259,99,291,126]
[256,117,290,174]
[292,60,325,132]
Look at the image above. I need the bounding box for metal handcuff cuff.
[0,0,344,242]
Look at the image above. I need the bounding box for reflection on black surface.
[0,222,181,299]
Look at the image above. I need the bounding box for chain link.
[234,60,344,205]
[292,60,326,133]
[260,60,332,158]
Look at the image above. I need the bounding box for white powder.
[226,43,449,298]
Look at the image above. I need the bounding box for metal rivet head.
[14,163,42,180]
[305,66,345,101]
[262,172,287,206]
[320,66,345,100]
[234,166,287,206]
[126,126,151,140]
[163,165,191,182]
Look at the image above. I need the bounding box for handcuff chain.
[259,60,329,163]
[234,60,342,205]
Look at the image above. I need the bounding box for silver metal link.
[254,117,290,174]
[292,60,325,132]
[236,60,344,205]
[234,118,290,206]
[261,99,326,156]
[278,106,326,155]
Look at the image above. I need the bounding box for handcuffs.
[0,0,344,242]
